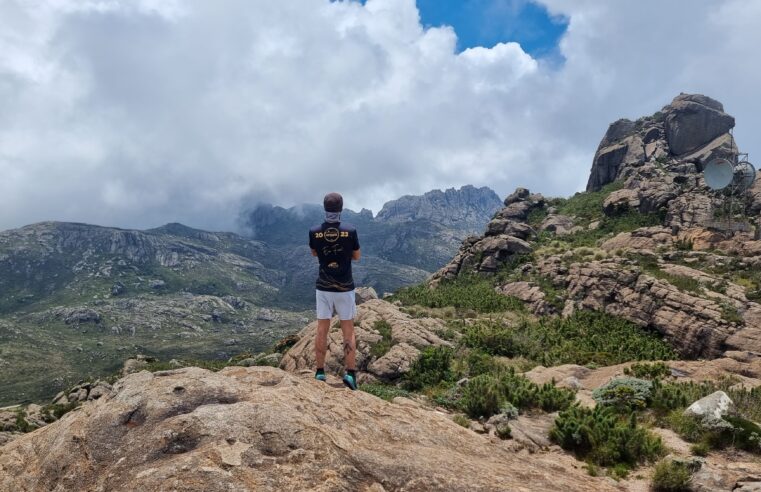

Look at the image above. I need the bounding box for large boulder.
[496,281,550,315]
[664,94,735,156]
[0,366,619,492]
[684,391,734,420]
[280,299,450,382]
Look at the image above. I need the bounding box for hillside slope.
[432,93,761,359]
[0,222,308,405]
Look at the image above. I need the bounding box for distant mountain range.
[0,185,502,405]
[241,185,502,303]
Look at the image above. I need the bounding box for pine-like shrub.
[403,346,455,390]
[466,350,498,377]
[651,459,693,491]
[461,374,503,418]
[550,405,664,467]
[624,362,671,380]
[457,368,575,419]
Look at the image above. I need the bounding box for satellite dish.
[704,158,734,190]
[732,161,757,190]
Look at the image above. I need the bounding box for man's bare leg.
[315,319,330,370]
[340,319,356,371]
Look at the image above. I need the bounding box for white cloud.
[0,0,759,231]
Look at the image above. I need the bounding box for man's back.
[309,221,360,292]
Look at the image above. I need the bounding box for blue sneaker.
[315,372,327,382]
[342,373,358,391]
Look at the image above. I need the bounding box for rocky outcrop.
[376,185,503,230]
[537,257,751,358]
[430,188,540,282]
[496,281,550,315]
[586,93,736,198]
[280,299,451,382]
[0,366,619,492]
[600,226,673,253]
[664,94,735,156]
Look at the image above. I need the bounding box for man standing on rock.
[309,192,361,390]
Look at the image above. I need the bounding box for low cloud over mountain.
[1,0,760,231]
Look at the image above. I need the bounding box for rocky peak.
[430,187,542,283]
[587,93,737,192]
[375,185,502,230]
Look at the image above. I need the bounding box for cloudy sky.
[1,0,760,232]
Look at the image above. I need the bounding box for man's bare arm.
[352,249,361,261]
[311,248,318,257]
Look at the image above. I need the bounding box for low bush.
[461,311,677,367]
[466,350,498,377]
[360,383,410,402]
[40,401,80,423]
[458,368,575,419]
[496,422,512,439]
[550,405,664,468]
[664,411,761,454]
[460,374,503,418]
[392,276,525,313]
[592,377,653,411]
[650,380,761,422]
[452,414,470,428]
[690,442,710,457]
[403,346,455,390]
[370,320,394,358]
[624,362,671,380]
[651,459,693,491]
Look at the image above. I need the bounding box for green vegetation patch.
[460,311,677,367]
[630,254,703,294]
[360,383,411,402]
[370,320,395,358]
[624,362,671,380]
[550,405,664,468]
[592,377,653,412]
[459,370,575,419]
[651,459,694,492]
[392,276,526,314]
[403,346,456,391]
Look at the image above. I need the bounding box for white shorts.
[316,290,356,320]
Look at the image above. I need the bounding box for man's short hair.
[323,192,343,212]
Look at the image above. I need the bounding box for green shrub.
[361,383,410,401]
[403,346,455,390]
[651,459,693,491]
[496,422,512,439]
[370,320,394,358]
[392,276,525,313]
[40,401,80,423]
[462,311,677,367]
[662,412,758,452]
[452,414,470,428]
[690,442,710,457]
[466,350,497,377]
[461,374,503,418]
[14,410,37,433]
[724,416,761,453]
[650,380,761,422]
[550,405,664,467]
[592,377,653,411]
[455,368,575,419]
[719,302,743,324]
[624,362,671,380]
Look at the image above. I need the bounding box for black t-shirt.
[309,222,360,292]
